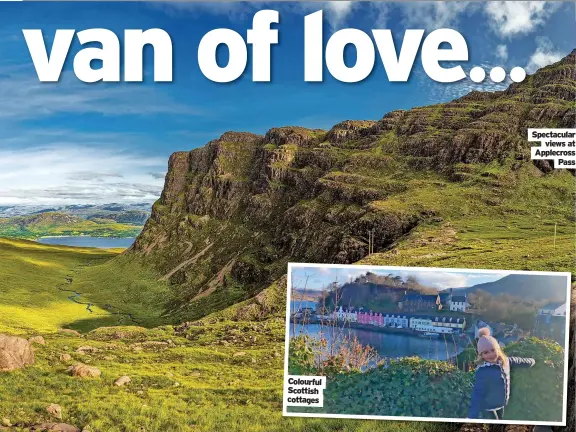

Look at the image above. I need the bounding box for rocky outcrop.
[128,50,576,322]
[46,404,62,419]
[264,126,325,147]
[325,120,378,145]
[0,334,34,372]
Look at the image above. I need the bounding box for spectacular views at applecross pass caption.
[0,1,575,432]
[284,264,571,426]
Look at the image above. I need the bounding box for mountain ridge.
[126,49,576,322]
[444,274,568,302]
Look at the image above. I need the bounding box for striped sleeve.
[508,357,535,368]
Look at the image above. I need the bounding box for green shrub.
[288,337,565,422]
[297,357,474,418]
[502,337,565,421]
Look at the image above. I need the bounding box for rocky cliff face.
[129,50,575,322]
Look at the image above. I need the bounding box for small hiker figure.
[468,327,536,420]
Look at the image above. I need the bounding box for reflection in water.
[292,324,463,361]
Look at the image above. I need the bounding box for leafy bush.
[290,357,474,418]
[502,337,565,422]
[288,337,565,422]
[288,335,318,375]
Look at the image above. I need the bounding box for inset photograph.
[283,263,571,426]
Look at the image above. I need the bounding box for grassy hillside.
[0,324,460,432]
[0,239,455,432]
[0,238,175,334]
[357,160,573,271]
[0,212,142,240]
[0,238,122,334]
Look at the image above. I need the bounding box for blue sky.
[0,1,574,206]
[290,265,510,291]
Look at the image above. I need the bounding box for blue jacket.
[468,356,535,419]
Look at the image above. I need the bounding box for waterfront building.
[537,302,567,316]
[384,314,409,328]
[449,295,469,312]
[408,315,465,333]
[333,306,359,322]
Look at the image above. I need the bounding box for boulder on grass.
[0,333,35,372]
[113,376,131,386]
[66,363,101,378]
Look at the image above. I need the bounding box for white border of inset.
[282,262,571,426]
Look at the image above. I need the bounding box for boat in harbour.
[422,332,441,338]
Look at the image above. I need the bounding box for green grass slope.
[0,238,120,334]
[0,239,456,431]
[358,160,574,273]
[1,53,575,432]
[0,325,455,432]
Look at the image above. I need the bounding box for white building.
[384,314,409,328]
[415,324,454,333]
[410,317,433,329]
[449,295,469,312]
[409,316,457,333]
[538,302,566,316]
[433,316,466,330]
[347,309,358,322]
[332,306,358,322]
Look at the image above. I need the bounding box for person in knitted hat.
[467,333,536,420]
[477,327,491,338]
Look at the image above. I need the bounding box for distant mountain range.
[291,288,325,301]
[0,204,152,239]
[0,203,152,222]
[442,274,569,302]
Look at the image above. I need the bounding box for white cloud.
[293,267,508,291]
[0,138,167,205]
[525,36,564,73]
[484,1,561,38]
[322,1,356,29]
[387,270,467,289]
[496,44,508,61]
[413,62,510,105]
[370,2,391,28]
[400,1,476,30]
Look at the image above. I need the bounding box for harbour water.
[291,323,464,361]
